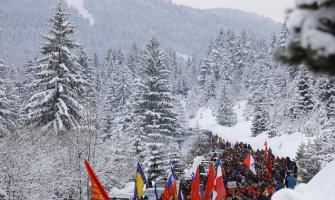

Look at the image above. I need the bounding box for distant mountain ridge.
[0,0,281,68]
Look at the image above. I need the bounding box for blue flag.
[154,184,159,200]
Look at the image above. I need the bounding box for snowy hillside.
[272,160,335,200]
[0,0,280,67]
[189,101,308,158]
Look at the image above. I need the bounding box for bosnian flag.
[243,154,257,175]
[211,160,226,200]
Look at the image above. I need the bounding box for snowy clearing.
[189,100,307,158]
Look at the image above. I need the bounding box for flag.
[204,163,215,200]
[84,160,110,200]
[162,183,169,200]
[263,141,268,156]
[243,154,256,175]
[154,184,159,200]
[166,160,177,199]
[200,185,205,199]
[174,180,179,200]
[212,159,226,200]
[191,172,195,182]
[178,190,184,200]
[134,163,147,200]
[190,168,201,200]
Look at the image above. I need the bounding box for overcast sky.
[171,0,294,22]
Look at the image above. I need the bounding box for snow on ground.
[110,182,134,197]
[272,160,335,200]
[189,100,307,158]
[65,0,95,26]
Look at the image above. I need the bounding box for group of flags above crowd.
[84,141,271,200]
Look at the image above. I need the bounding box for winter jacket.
[286,175,297,189]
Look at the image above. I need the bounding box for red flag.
[204,163,215,200]
[162,183,169,200]
[191,168,201,200]
[212,160,226,200]
[263,141,268,156]
[85,160,110,200]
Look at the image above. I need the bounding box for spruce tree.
[216,86,237,127]
[133,36,181,179]
[0,58,14,136]
[298,140,321,183]
[291,67,315,119]
[318,120,335,165]
[77,47,97,106]
[25,0,85,133]
[137,36,180,137]
[127,42,142,79]
[251,105,268,137]
[317,76,335,120]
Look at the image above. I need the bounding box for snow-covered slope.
[272,160,335,200]
[65,0,95,26]
[189,101,307,158]
[0,0,280,68]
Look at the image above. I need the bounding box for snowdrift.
[272,160,335,200]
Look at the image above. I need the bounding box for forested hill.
[0,0,280,68]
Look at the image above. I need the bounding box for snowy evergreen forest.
[0,0,335,199]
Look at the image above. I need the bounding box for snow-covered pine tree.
[317,119,335,166]
[248,50,271,136]
[295,141,307,180]
[138,36,180,138]
[277,0,335,74]
[290,66,315,119]
[295,142,306,165]
[276,22,288,52]
[5,67,19,132]
[186,84,203,119]
[25,0,85,133]
[134,36,181,179]
[317,76,335,120]
[251,105,268,137]
[127,42,144,81]
[77,47,97,106]
[0,58,14,136]
[111,59,133,110]
[216,86,237,127]
[298,140,321,183]
[199,39,214,87]
[167,139,184,177]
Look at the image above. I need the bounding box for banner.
[85,160,110,200]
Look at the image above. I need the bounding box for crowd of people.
[180,135,298,200]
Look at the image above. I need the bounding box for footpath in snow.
[188,100,307,159]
